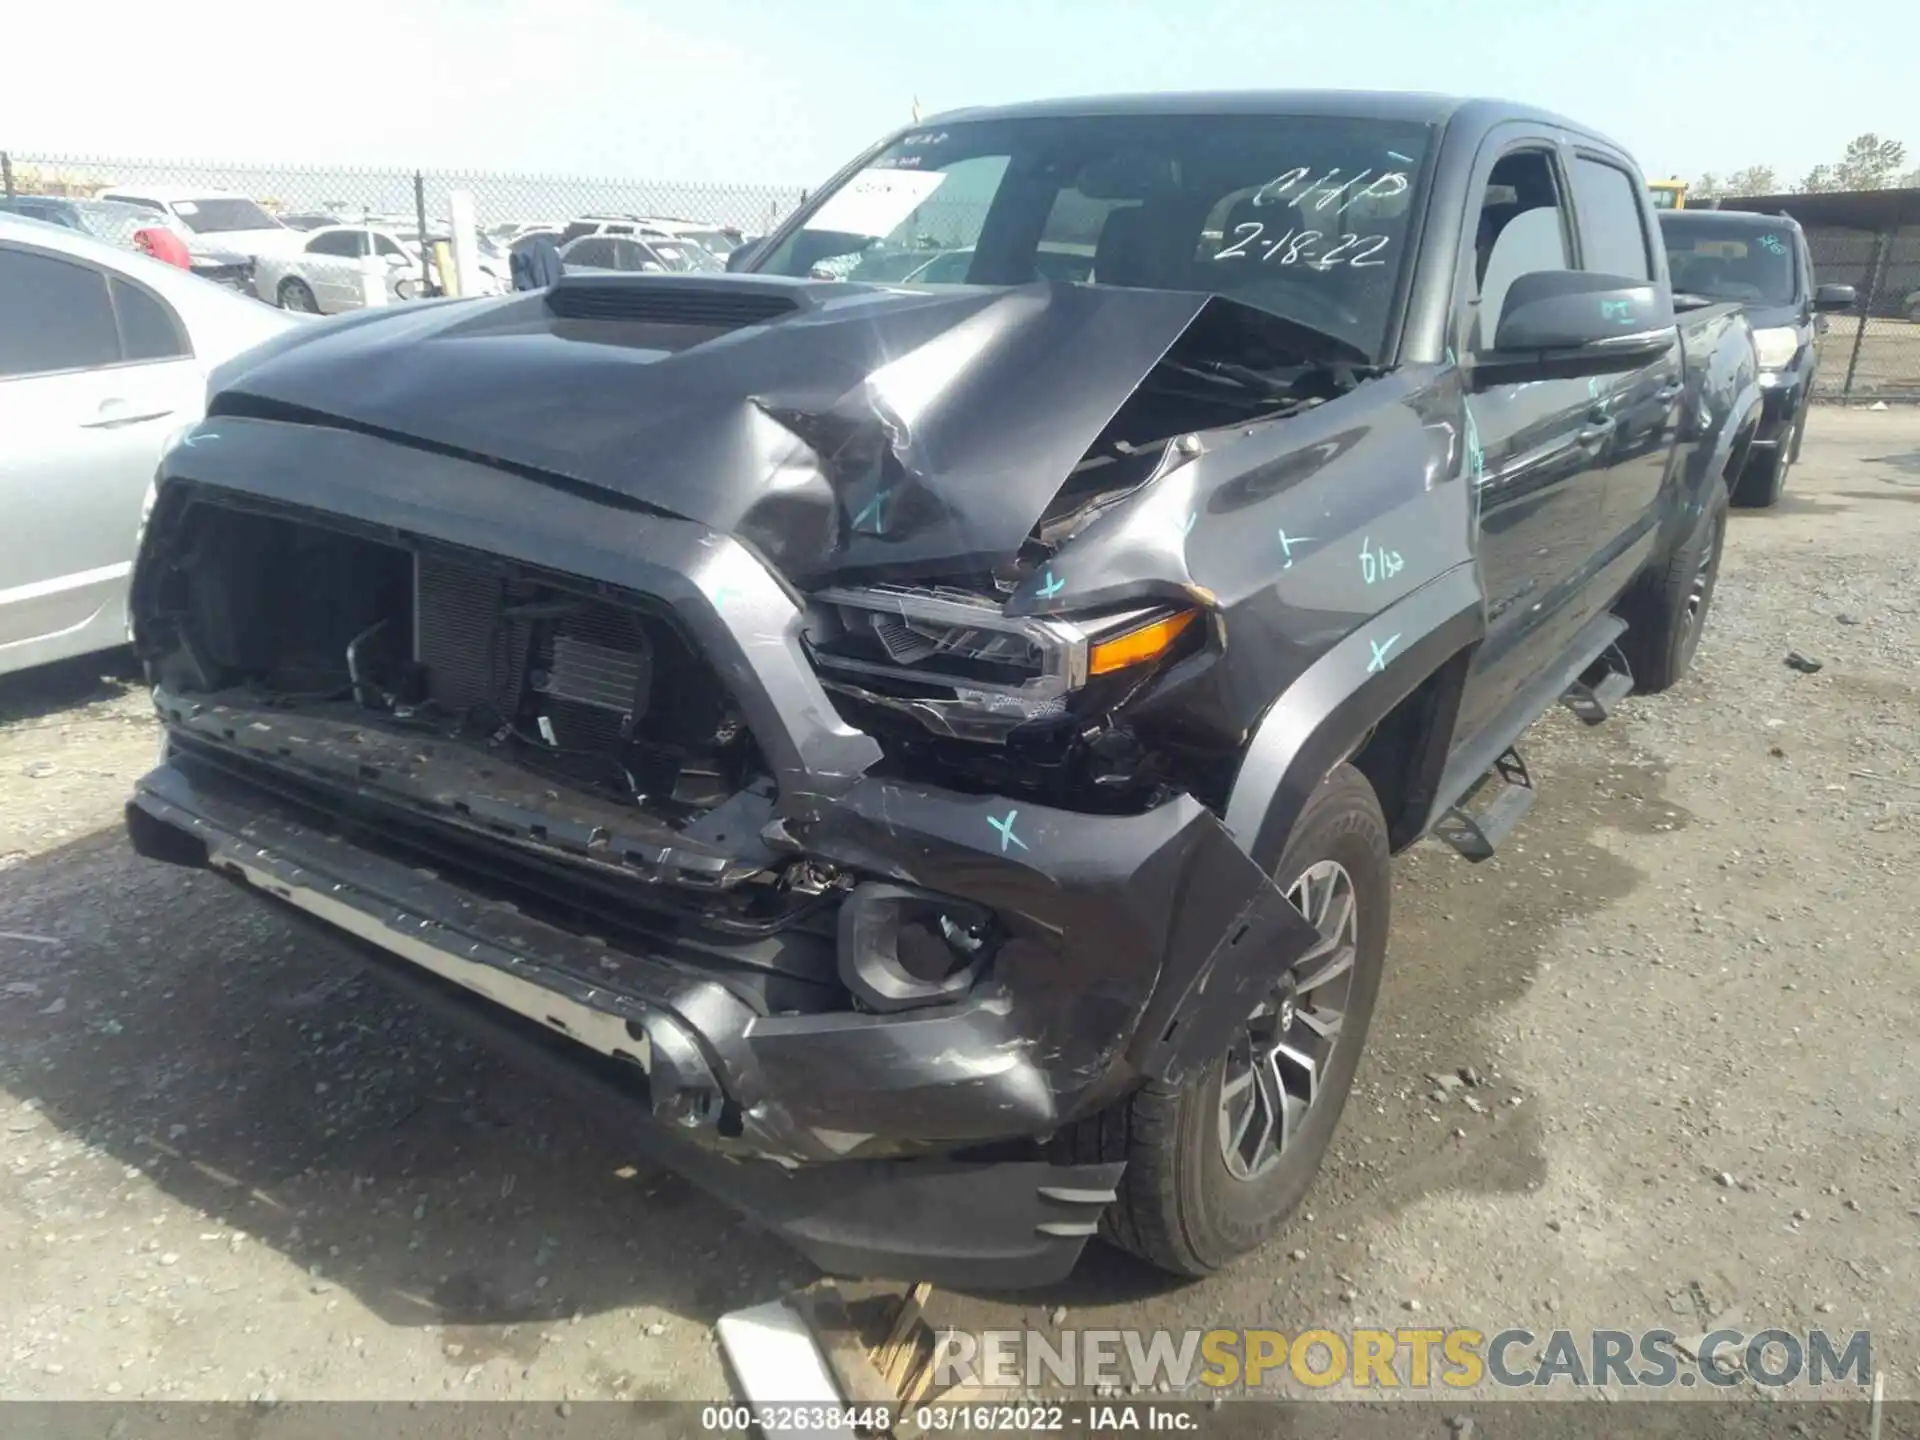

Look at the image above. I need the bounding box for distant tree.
[1832,133,1907,190]
[1799,164,1839,193]
[1723,165,1778,196]
[1692,172,1722,198]
[1897,165,1920,189]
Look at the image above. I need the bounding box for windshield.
[750,112,1433,360]
[1661,217,1798,306]
[171,197,283,235]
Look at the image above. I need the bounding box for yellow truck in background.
[1648,178,1689,210]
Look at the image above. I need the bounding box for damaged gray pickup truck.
[124,92,1760,1288]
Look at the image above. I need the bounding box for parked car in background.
[1661,208,1855,506]
[557,213,740,260]
[0,214,294,678]
[557,233,721,274]
[0,195,257,294]
[91,185,301,263]
[279,212,347,232]
[252,223,420,312]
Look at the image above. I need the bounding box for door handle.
[81,401,175,430]
[1577,416,1617,446]
[1654,384,1684,403]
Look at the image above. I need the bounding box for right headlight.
[1752,325,1799,372]
[804,584,1199,743]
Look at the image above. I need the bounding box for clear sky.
[4,0,1911,188]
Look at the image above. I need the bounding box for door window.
[306,230,366,258]
[1569,157,1653,280]
[1469,151,1573,352]
[0,248,122,377]
[111,277,189,361]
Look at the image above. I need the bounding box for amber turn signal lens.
[1087,609,1199,676]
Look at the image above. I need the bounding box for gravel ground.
[1,406,1915,1408]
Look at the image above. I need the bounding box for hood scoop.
[546,274,804,330]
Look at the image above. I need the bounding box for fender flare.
[1222,564,1485,876]
[1705,380,1765,498]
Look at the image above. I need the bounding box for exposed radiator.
[412,553,533,718]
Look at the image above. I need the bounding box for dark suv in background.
[1660,208,1855,506]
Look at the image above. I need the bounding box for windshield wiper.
[1163,357,1384,402]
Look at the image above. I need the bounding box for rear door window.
[1570,157,1653,281]
[111,277,190,361]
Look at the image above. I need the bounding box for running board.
[1431,746,1535,862]
[1560,646,1635,726]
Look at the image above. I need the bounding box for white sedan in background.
[252,223,421,313]
[0,215,297,678]
[255,224,510,312]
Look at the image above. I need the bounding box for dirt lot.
[2,407,1916,1407]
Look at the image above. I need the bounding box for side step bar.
[1424,615,1635,863]
[1560,645,1635,726]
[1433,746,1535,862]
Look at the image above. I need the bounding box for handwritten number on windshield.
[1215,223,1389,268]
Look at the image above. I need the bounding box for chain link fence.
[1804,226,1920,401]
[1,149,806,244]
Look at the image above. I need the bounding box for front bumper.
[1753,368,1806,447]
[128,739,1305,1285]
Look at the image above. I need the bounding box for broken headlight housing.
[804,584,1196,743]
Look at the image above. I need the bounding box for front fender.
[1223,563,1485,875]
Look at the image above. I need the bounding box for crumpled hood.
[210,273,1308,587]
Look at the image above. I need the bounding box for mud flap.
[1127,831,1322,1088]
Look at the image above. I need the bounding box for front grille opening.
[142,498,765,828]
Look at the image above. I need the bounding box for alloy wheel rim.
[1218,858,1358,1182]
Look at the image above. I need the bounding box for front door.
[1450,141,1612,742]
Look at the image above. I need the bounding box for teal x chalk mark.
[712,585,740,606]
[1036,569,1065,599]
[1367,633,1402,673]
[181,430,220,447]
[989,809,1028,853]
[1182,511,1198,538]
[852,487,891,535]
[1277,528,1313,568]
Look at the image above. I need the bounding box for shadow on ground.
[0,829,811,1351]
[0,649,142,727]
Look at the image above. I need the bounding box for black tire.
[1616,481,1728,694]
[1068,764,1391,1278]
[278,277,318,313]
[1787,401,1808,465]
[1732,440,1788,508]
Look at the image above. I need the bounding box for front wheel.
[1074,764,1391,1277]
[278,277,319,313]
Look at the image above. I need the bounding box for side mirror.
[725,241,762,273]
[1474,270,1678,387]
[1813,283,1856,312]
